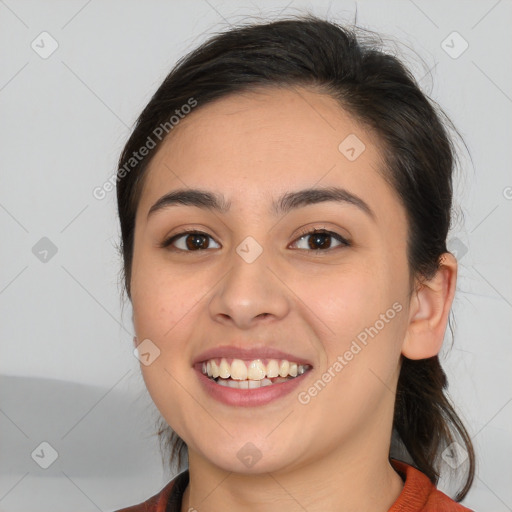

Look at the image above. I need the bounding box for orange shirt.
[113,459,474,512]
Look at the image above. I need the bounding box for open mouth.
[200,357,313,389]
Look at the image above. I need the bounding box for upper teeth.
[201,358,311,380]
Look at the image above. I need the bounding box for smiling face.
[130,86,414,476]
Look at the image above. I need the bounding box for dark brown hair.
[116,14,475,500]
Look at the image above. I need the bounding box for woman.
[113,14,475,512]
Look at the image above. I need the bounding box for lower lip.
[194,367,312,407]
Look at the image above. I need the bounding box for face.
[130,86,413,475]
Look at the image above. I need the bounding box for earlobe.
[402,253,457,360]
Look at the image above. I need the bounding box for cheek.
[131,248,198,339]
[305,262,388,338]
[305,257,405,380]
[131,266,195,428]
[301,286,405,431]
[130,253,211,401]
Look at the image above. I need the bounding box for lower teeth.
[213,376,294,389]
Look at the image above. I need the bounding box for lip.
[194,366,312,407]
[192,345,314,367]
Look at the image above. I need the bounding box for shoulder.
[390,459,475,512]
[111,470,188,512]
[111,482,170,512]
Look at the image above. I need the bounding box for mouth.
[195,357,313,389]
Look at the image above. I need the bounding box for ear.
[402,253,457,360]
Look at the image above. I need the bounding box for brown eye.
[160,228,350,253]
[291,228,350,251]
[161,231,221,251]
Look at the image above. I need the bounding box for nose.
[208,246,291,329]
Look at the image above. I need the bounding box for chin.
[199,440,301,475]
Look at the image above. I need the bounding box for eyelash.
[160,227,351,253]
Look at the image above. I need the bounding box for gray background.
[1,0,511,510]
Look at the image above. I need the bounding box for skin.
[129,86,457,512]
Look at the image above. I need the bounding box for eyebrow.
[147,186,376,221]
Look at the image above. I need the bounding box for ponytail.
[393,355,475,501]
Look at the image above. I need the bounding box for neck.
[180,427,404,512]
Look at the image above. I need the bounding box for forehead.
[139,86,400,220]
